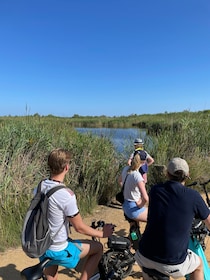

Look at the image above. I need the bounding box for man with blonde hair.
[37,148,114,280]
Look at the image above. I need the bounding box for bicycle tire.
[100,249,134,279]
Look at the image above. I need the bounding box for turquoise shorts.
[40,239,82,269]
[123,200,146,219]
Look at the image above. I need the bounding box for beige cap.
[167,157,189,177]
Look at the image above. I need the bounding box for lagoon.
[75,127,146,155]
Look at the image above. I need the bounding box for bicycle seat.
[142,267,169,280]
[20,258,52,280]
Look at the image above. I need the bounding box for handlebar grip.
[187,181,198,187]
[91,220,105,229]
[200,179,210,186]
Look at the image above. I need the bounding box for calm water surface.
[75,127,146,155]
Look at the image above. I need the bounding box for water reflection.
[75,127,146,155]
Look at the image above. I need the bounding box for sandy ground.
[0,202,210,280]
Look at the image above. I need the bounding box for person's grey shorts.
[135,249,201,278]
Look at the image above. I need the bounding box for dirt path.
[0,202,210,280]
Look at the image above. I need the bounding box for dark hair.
[167,170,187,182]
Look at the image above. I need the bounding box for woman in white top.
[118,151,149,222]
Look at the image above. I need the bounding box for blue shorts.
[40,239,82,269]
[123,200,146,220]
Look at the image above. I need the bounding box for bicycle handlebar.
[200,179,210,187]
[91,220,105,229]
[187,179,210,208]
[187,181,198,187]
[187,179,210,188]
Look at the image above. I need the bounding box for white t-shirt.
[121,166,144,202]
[34,179,79,251]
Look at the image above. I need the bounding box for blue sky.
[0,0,210,117]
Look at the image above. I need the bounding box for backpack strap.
[37,180,44,193]
[36,179,66,196]
[45,184,67,242]
[46,184,66,198]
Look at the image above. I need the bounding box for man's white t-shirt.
[34,179,79,251]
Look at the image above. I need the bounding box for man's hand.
[102,223,115,238]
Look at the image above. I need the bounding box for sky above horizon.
[0,0,210,117]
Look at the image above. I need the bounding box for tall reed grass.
[0,117,120,251]
[0,112,210,251]
[147,115,210,186]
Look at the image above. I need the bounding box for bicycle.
[133,179,210,280]
[20,220,135,280]
[20,179,210,280]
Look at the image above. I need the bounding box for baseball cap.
[134,138,144,145]
[167,157,189,177]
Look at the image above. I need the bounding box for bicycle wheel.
[100,249,135,279]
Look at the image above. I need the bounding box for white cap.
[134,138,144,145]
[167,157,189,177]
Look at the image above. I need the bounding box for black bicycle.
[20,220,135,280]
[20,179,210,280]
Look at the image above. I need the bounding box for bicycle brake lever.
[97,220,105,228]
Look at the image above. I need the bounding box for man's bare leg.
[79,240,103,280]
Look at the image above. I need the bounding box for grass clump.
[0,118,119,251]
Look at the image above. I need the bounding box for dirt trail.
[0,203,209,280]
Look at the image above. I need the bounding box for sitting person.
[119,151,149,223]
[36,148,114,280]
[135,157,210,280]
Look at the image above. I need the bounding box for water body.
[75,127,146,156]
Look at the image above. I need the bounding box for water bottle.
[130,230,138,241]
[129,224,141,250]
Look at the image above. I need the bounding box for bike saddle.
[20,258,52,280]
[142,267,169,280]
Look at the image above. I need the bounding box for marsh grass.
[0,118,120,251]
[147,115,210,186]
[0,112,210,251]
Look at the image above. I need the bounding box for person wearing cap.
[127,138,154,183]
[118,151,149,223]
[135,157,210,280]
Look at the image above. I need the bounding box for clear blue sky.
[0,0,210,117]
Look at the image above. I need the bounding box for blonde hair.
[127,153,143,173]
[134,143,144,150]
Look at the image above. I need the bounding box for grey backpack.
[21,180,65,258]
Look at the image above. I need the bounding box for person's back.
[127,138,154,183]
[39,179,77,251]
[135,157,210,280]
[37,148,114,280]
[139,180,207,264]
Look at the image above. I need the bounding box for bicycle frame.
[140,180,210,280]
[20,180,210,280]
[20,223,135,280]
